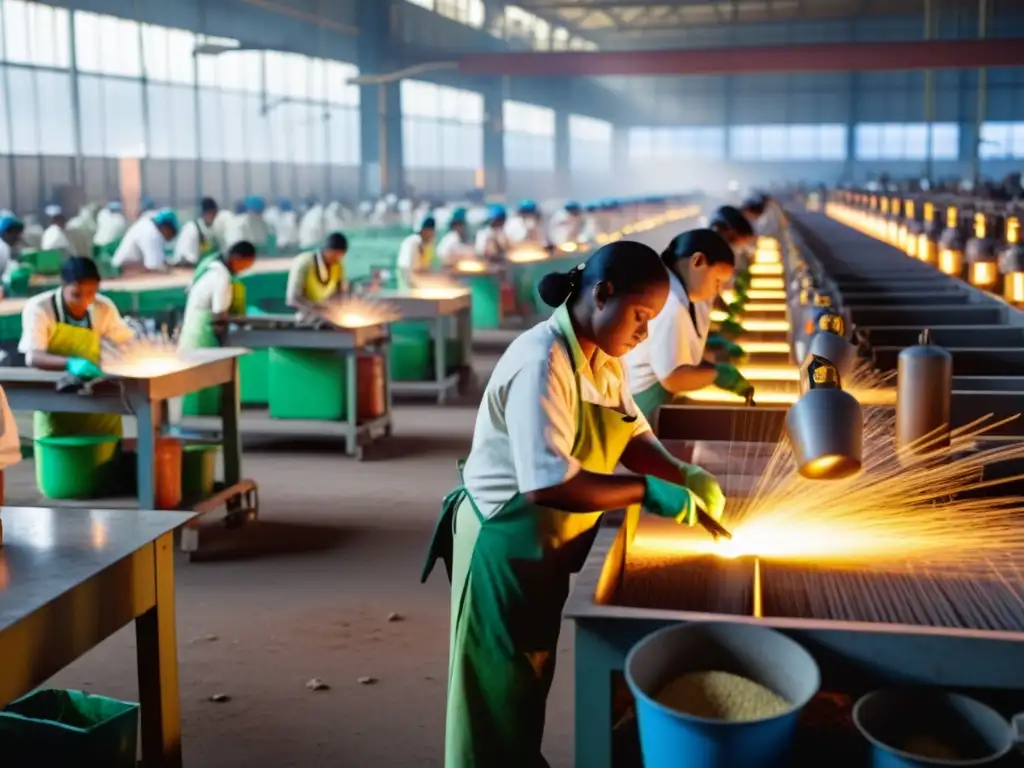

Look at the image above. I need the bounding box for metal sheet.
[373,291,471,319]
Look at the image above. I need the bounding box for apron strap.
[51,292,93,330]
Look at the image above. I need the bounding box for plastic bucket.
[854,689,1024,767]
[153,437,183,509]
[182,444,220,500]
[626,622,820,768]
[34,435,120,499]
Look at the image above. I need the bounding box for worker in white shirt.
[579,202,600,243]
[111,209,179,275]
[41,205,75,255]
[436,208,476,267]
[94,201,127,254]
[625,229,752,421]
[299,198,326,250]
[396,217,437,290]
[172,197,219,267]
[178,240,258,350]
[0,215,24,279]
[549,200,584,248]
[474,205,509,262]
[139,197,158,220]
[506,199,548,248]
[226,196,270,251]
[274,199,299,251]
[286,232,348,318]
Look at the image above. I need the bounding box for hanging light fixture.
[937,204,966,277]
[966,210,1001,291]
[999,214,1024,304]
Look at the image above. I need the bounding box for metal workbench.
[0,506,195,767]
[375,290,472,404]
[217,314,393,459]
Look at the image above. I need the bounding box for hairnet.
[152,209,180,233]
[418,216,437,232]
[0,215,24,234]
[45,204,63,218]
[449,207,468,227]
[710,205,755,238]
[487,204,507,223]
[518,199,539,215]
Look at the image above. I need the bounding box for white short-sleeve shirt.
[184,259,233,316]
[397,233,424,272]
[624,270,712,394]
[462,305,651,520]
[18,289,136,358]
[172,219,213,266]
[111,218,167,270]
[436,230,474,267]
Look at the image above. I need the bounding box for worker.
[94,201,127,253]
[299,198,326,250]
[436,208,475,267]
[226,196,270,251]
[19,256,137,441]
[708,204,757,265]
[178,240,258,350]
[421,240,726,768]
[396,216,437,290]
[506,199,547,248]
[625,229,753,420]
[474,204,509,262]
[138,197,158,220]
[275,198,299,251]
[549,200,585,248]
[285,232,348,317]
[111,209,179,275]
[0,215,24,278]
[40,205,75,256]
[171,197,219,267]
[740,195,767,230]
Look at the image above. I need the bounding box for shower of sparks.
[101,332,192,377]
[507,245,549,263]
[319,297,401,329]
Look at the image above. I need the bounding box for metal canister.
[896,329,953,454]
[806,331,858,382]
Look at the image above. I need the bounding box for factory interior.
[2,0,1024,767]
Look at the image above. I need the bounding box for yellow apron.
[197,219,218,259]
[397,240,436,290]
[300,251,343,303]
[33,295,123,439]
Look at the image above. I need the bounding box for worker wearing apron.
[284,232,348,318]
[625,229,753,421]
[396,216,437,290]
[18,257,137,439]
[179,241,258,351]
[422,241,727,768]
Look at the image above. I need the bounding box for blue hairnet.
[0,215,23,234]
[108,201,123,213]
[418,216,437,232]
[278,198,293,212]
[518,199,539,215]
[233,200,247,215]
[152,209,180,232]
[449,207,468,227]
[487,204,507,223]
[564,200,581,213]
[585,202,599,212]
[140,196,156,211]
[246,196,266,214]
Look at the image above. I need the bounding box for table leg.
[135,400,157,510]
[345,351,359,458]
[221,359,242,487]
[575,625,615,768]
[459,307,472,372]
[136,531,183,768]
[434,316,447,405]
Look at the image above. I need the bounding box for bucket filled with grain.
[854,689,1021,767]
[625,622,820,767]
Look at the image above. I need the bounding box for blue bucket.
[625,622,820,768]
[854,689,1024,767]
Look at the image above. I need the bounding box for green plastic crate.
[464,273,502,330]
[182,444,219,499]
[390,334,431,381]
[239,347,269,405]
[0,689,139,768]
[182,385,221,417]
[268,348,348,420]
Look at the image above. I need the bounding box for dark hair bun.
[537,270,575,308]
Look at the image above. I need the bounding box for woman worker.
[422,240,726,768]
[171,197,219,267]
[396,216,437,290]
[284,232,348,318]
[624,229,754,421]
[178,241,258,350]
[19,257,137,440]
[474,204,509,262]
[436,208,476,267]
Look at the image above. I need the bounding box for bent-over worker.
[549,200,584,247]
[285,232,348,318]
[436,208,475,267]
[94,201,127,253]
[178,241,258,351]
[396,216,437,290]
[41,205,74,255]
[0,215,25,278]
[474,204,509,262]
[111,209,179,274]
[709,205,756,263]
[172,197,219,267]
[19,256,136,440]
[422,240,726,768]
[506,199,547,248]
[625,229,752,420]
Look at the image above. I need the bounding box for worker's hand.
[714,363,754,399]
[706,333,746,362]
[66,357,103,379]
[725,300,745,318]
[734,271,751,292]
[679,464,726,522]
[717,318,745,339]
[642,476,698,526]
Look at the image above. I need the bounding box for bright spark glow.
[320,297,400,329]
[739,365,799,382]
[102,334,191,377]
[721,289,737,305]
[741,302,787,314]
[746,290,787,300]
[710,309,729,323]
[683,388,797,405]
[507,245,549,263]
[455,259,487,273]
[749,263,784,276]
[406,274,470,300]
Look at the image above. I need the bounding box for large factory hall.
[2,0,1024,767]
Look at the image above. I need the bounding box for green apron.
[422,313,638,768]
[33,294,123,439]
[179,255,245,350]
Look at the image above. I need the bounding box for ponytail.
[537,264,584,308]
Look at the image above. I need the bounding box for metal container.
[806,331,857,381]
[786,356,863,479]
[625,622,820,768]
[896,329,952,454]
[853,689,1023,767]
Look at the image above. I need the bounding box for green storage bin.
[3,266,33,298]
[182,444,219,499]
[239,347,269,405]
[182,385,221,417]
[390,335,431,381]
[34,435,120,499]
[443,337,464,372]
[463,273,502,330]
[268,348,347,420]
[0,689,139,768]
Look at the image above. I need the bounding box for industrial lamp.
[787,355,864,480]
[877,197,890,239]
[999,215,1024,304]
[965,211,1001,291]
[805,310,858,380]
[887,197,902,245]
[937,205,967,277]
[904,200,921,258]
[917,202,940,265]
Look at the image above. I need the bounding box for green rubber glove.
[726,301,745,317]
[734,272,751,292]
[706,333,746,361]
[67,357,103,379]
[642,476,698,526]
[714,363,754,398]
[680,464,726,522]
[717,318,745,339]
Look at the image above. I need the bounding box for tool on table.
[55,374,111,396]
[692,495,733,541]
[745,388,756,408]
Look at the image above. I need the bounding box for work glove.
[734,271,751,292]
[706,333,746,362]
[725,300,746,318]
[679,464,726,522]
[714,363,754,399]
[642,476,698,526]
[717,318,745,339]
[66,357,103,379]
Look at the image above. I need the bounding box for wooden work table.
[0,506,195,767]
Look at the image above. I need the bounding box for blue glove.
[67,357,103,379]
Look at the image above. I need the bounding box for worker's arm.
[208,274,234,325]
[97,297,138,347]
[18,305,67,370]
[660,363,718,393]
[284,256,319,314]
[619,432,689,485]
[396,237,418,287]
[172,222,199,266]
[649,307,718,393]
[140,226,170,273]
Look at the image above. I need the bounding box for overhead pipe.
[458,39,1024,77]
[973,0,989,183]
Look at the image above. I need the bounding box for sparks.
[319,297,401,329]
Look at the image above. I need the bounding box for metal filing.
[895,329,953,455]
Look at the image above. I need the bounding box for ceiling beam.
[458,38,1024,76]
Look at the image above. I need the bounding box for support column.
[554,104,571,198]
[483,82,506,198]
[356,0,404,198]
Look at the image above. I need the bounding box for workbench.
[208,315,393,459]
[376,289,472,404]
[0,349,253,554]
[0,506,195,768]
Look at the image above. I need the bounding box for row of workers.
[423,197,773,766]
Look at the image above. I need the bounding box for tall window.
[402,80,484,171]
[729,124,847,161]
[569,115,612,173]
[504,100,555,171]
[855,123,959,161]
[980,122,1024,159]
[628,127,726,160]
